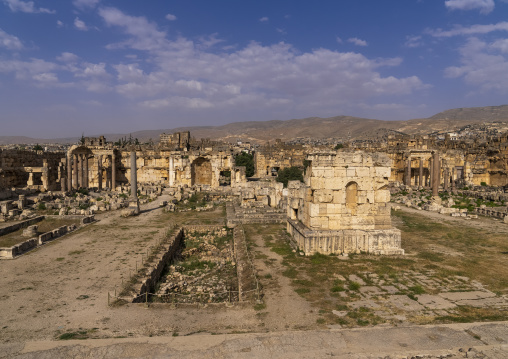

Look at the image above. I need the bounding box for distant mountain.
[2,105,508,146]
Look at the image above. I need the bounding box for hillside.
[1,105,508,145]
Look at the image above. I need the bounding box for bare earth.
[1,199,508,358]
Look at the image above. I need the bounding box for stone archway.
[191,157,212,186]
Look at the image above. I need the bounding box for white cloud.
[77,62,108,77]
[348,37,368,46]
[0,28,23,50]
[73,0,100,10]
[165,13,177,21]
[491,39,508,53]
[99,7,168,51]
[94,7,428,114]
[445,0,495,14]
[336,37,343,43]
[259,17,268,22]
[444,37,508,92]
[196,33,224,49]
[74,17,88,31]
[404,35,423,48]
[2,0,54,14]
[0,58,57,80]
[57,20,64,27]
[56,52,79,63]
[429,21,508,37]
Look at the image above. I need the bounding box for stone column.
[83,155,89,188]
[73,154,78,189]
[60,164,66,192]
[452,167,457,193]
[429,158,433,188]
[67,154,72,191]
[405,156,411,186]
[169,156,175,187]
[128,151,140,214]
[419,158,424,188]
[111,153,116,191]
[443,167,449,191]
[77,154,83,188]
[130,151,137,198]
[27,173,34,186]
[97,155,103,190]
[432,152,440,197]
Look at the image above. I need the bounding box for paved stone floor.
[3,321,508,358]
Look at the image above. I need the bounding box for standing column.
[60,165,67,192]
[67,154,72,191]
[405,156,412,186]
[169,156,175,187]
[83,155,89,188]
[443,167,449,191]
[78,154,83,188]
[97,155,103,190]
[452,167,457,193]
[111,153,116,191]
[432,152,440,197]
[73,154,79,189]
[130,151,137,198]
[128,151,140,214]
[419,158,424,188]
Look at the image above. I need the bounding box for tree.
[33,144,43,151]
[276,167,303,188]
[334,143,344,150]
[80,133,85,145]
[234,152,255,177]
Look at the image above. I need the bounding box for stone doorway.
[191,157,212,186]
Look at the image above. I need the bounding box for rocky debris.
[156,229,238,303]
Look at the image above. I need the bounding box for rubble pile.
[156,229,238,303]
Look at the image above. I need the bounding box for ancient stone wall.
[254,140,306,177]
[286,151,403,255]
[0,149,64,191]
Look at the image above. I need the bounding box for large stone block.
[355,167,370,177]
[374,190,390,203]
[315,189,333,203]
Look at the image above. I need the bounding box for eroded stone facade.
[287,151,404,255]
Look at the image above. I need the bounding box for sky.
[1,0,508,138]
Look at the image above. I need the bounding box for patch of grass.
[56,257,65,261]
[282,267,298,279]
[294,288,311,295]
[254,303,266,311]
[58,331,88,340]
[292,279,315,287]
[68,250,85,255]
[417,251,445,262]
[409,285,425,295]
[348,281,361,291]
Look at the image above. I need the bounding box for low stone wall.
[184,225,224,233]
[475,207,507,221]
[227,202,286,227]
[0,224,79,259]
[0,216,44,236]
[132,228,184,303]
[287,219,404,256]
[233,226,259,302]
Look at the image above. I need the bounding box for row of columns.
[65,152,116,191]
[405,153,458,196]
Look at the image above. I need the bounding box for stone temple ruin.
[286,151,403,255]
[2,128,508,259]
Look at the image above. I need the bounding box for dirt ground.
[1,197,508,358]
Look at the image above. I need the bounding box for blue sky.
[1,0,508,138]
